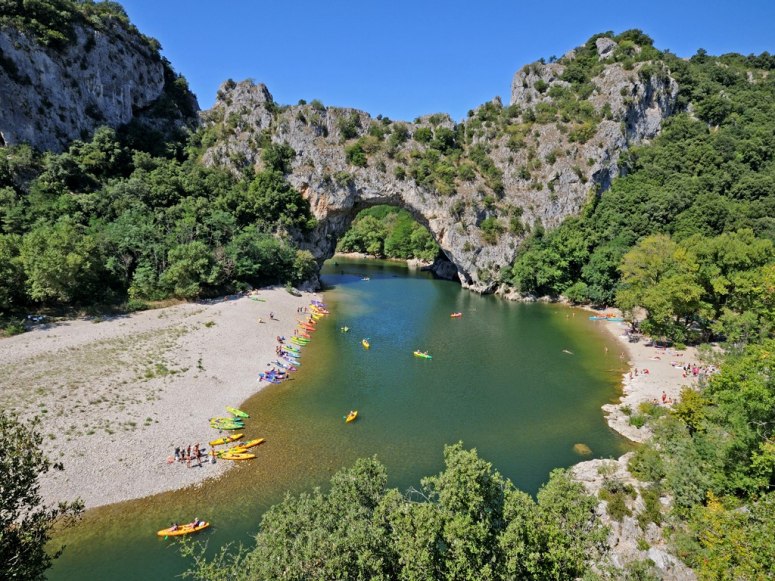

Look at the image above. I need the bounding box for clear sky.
[118,0,775,121]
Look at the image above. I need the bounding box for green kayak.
[226,406,249,418]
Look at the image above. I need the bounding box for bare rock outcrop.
[0,18,197,152]
[573,455,697,580]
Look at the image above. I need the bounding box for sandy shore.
[0,288,321,509]
[586,311,700,442]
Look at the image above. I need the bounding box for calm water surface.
[50,258,628,580]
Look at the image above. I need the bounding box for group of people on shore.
[173,443,207,468]
[675,361,717,382]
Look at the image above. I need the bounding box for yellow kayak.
[157,521,209,537]
[209,433,243,446]
[220,452,256,461]
[234,438,265,450]
[346,410,358,423]
[362,339,370,349]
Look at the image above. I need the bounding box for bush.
[599,479,636,521]
[337,114,361,140]
[345,142,367,167]
[480,217,504,244]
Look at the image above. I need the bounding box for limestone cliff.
[200,36,678,292]
[0,13,197,152]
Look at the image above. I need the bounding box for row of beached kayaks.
[258,301,329,385]
[589,315,624,322]
[165,301,332,537]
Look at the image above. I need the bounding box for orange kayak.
[157,521,209,537]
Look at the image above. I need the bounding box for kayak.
[220,452,256,461]
[210,419,244,428]
[413,351,432,359]
[157,521,209,537]
[284,345,301,353]
[209,433,243,446]
[210,419,244,427]
[234,438,265,450]
[226,406,249,418]
[295,331,311,339]
[589,315,625,322]
[450,312,462,318]
[274,360,297,371]
[210,416,243,424]
[362,339,370,349]
[346,410,358,423]
[211,424,243,431]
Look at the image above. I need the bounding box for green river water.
[49,257,629,580]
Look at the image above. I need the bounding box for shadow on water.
[50,256,629,580]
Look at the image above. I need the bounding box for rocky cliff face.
[573,455,697,580]
[0,18,197,152]
[200,38,678,292]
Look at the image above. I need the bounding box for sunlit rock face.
[202,40,677,291]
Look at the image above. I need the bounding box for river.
[49,257,628,580]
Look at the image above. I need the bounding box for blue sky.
[119,0,775,121]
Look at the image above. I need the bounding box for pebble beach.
[0,288,320,509]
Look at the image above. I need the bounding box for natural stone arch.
[292,177,492,288]
[294,186,462,283]
[202,67,677,292]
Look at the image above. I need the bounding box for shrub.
[480,217,504,244]
[413,127,433,143]
[337,114,361,140]
[345,143,367,167]
[599,479,636,521]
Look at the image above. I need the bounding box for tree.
[616,234,707,341]
[20,219,105,304]
[0,234,25,311]
[0,412,83,580]
[159,241,221,299]
[246,458,394,580]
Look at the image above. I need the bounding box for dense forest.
[507,36,775,344]
[0,130,317,319]
[336,205,439,262]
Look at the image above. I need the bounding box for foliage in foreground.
[0,411,83,580]
[628,341,775,578]
[183,443,606,580]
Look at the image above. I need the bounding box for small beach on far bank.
[0,288,320,509]
[586,311,702,442]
